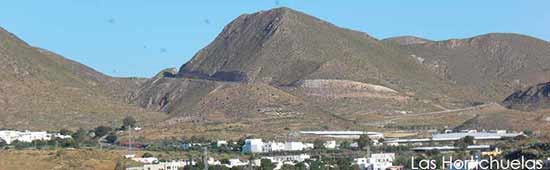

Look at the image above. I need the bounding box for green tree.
[454,136,475,151]
[94,126,112,138]
[13,140,32,150]
[281,164,295,170]
[340,141,351,150]
[310,159,326,170]
[0,139,7,149]
[142,152,154,158]
[336,158,353,170]
[123,116,137,129]
[314,139,326,150]
[356,134,372,150]
[463,136,475,145]
[71,128,88,145]
[261,159,274,170]
[106,133,118,144]
[32,140,48,149]
[295,162,307,170]
[59,128,72,136]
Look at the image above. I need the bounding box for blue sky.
[1,0,548,77]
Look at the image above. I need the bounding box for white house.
[324,141,337,149]
[263,141,285,152]
[284,142,305,151]
[225,159,249,168]
[242,139,264,153]
[0,130,71,144]
[216,140,228,147]
[263,154,311,163]
[354,153,395,170]
[370,153,395,170]
[127,160,193,170]
[354,157,370,170]
[304,143,314,150]
[131,157,159,164]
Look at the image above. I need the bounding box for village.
[1,125,532,170]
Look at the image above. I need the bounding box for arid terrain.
[1,7,549,139]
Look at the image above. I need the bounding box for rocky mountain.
[384,33,550,100]
[4,6,548,136]
[0,27,166,130]
[131,7,550,136]
[130,7,484,134]
[502,82,550,111]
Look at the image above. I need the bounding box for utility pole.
[128,125,133,156]
[203,147,209,170]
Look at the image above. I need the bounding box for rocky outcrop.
[503,82,550,111]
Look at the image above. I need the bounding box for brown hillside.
[0,27,166,130]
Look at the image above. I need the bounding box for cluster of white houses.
[128,153,398,170]
[0,130,71,144]
[243,139,315,153]
[126,130,521,170]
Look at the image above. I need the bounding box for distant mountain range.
[1,7,549,134]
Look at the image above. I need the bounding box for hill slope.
[131,7,483,134]
[502,82,550,111]
[0,27,166,130]
[385,33,550,100]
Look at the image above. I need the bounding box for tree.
[260,159,274,170]
[59,128,72,136]
[356,134,372,150]
[0,139,6,149]
[106,133,118,144]
[142,152,154,158]
[123,116,137,129]
[463,136,475,145]
[13,140,32,150]
[94,126,112,138]
[295,162,307,170]
[336,158,353,170]
[310,159,326,170]
[314,139,326,150]
[281,164,295,170]
[71,128,88,145]
[340,141,351,150]
[454,136,475,150]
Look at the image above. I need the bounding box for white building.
[127,160,193,170]
[224,159,249,168]
[304,143,314,150]
[370,153,395,170]
[284,142,306,151]
[131,157,159,164]
[242,139,264,153]
[354,158,370,170]
[263,141,285,152]
[263,154,311,163]
[354,153,395,170]
[324,141,336,149]
[0,130,71,144]
[216,140,228,147]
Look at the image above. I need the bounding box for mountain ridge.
[0,26,166,130]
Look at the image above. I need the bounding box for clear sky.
[1,0,548,77]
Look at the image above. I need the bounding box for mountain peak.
[177,7,382,85]
[382,36,432,45]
